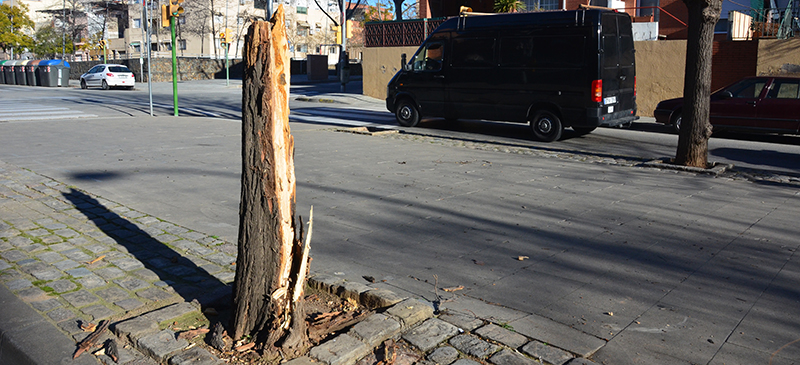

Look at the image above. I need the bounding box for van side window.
[452,37,495,68]
[499,36,585,68]
[411,42,444,72]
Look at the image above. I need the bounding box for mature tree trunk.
[393,0,404,20]
[674,0,721,168]
[233,4,311,357]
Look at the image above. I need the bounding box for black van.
[386,8,637,142]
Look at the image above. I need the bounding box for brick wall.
[711,41,758,90]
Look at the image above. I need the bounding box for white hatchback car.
[80,64,135,90]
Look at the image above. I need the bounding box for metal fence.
[365,18,447,47]
[729,7,800,40]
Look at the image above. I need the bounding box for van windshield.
[410,42,444,71]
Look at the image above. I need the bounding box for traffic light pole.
[170,16,179,116]
[225,43,229,87]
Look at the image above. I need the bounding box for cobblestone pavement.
[0,160,601,365]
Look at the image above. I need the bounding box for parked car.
[654,76,800,135]
[80,64,135,90]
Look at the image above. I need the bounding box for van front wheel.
[396,100,420,127]
[530,111,563,142]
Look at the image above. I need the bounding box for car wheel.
[395,99,420,127]
[101,80,109,90]
[671,113,682,134]
[530,110,563,142]
[573,126,596,135]
[80,79,87,89]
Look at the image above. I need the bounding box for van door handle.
[619,75,627,80]
[434,75,445,79]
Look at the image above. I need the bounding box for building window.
[524,0,560,10]
[298,44,308,53]
[638,0,660,21]
[133,18,141,28]
[132,43,141,52]
[178,39,186,50]
[297,27,308,36]
[297,6,307,14]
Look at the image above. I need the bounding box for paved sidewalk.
[0,160,603,364]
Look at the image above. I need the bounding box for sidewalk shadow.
[61,188,233,310]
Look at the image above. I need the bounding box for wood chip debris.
[86,255,106,265]
[176,328,210,340]
[517,256,529,261]
[235,342,256,352]
[442,285,464,292]
[80,322,97,332]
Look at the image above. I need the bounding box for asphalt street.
[1,79,799,364]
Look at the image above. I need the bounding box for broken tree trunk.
[232,4,311,357]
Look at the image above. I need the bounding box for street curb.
[642,158,733,176]
[0,284,99,365]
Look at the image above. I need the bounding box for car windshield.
[108,66,131,73]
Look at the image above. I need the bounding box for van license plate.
[607,105,614,113]
[603,96,616,105]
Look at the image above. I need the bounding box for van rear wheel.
[396,99,420,127]
[530,110,563,142]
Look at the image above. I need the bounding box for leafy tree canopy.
[494,0,526,12]
[0,2,35,53]
[33,25,75,58]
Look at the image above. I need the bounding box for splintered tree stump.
[232,4,311,357]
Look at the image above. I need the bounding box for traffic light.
[161,0,184,27]
[99,40,107,48]
[219,28,232,44]
[168,0,184,17]
[161,4,169,27]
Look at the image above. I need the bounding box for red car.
[654,76,800,135]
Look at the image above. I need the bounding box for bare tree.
[674,0,721,168]
[181,0,228,57]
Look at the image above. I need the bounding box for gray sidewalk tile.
[402,318,461,352]
[309,333,370,365]
[475,324,529,350]
[349,313,402,347]
[138,329,189,362]
[62,289,101,307]
[521,341,573,365]
[428,346,459,364]
[449,334,501,359]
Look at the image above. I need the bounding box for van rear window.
[452,37,496,68]
[499,35,585,68]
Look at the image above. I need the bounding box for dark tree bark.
[675,0,721,168]
[233,4,311,357]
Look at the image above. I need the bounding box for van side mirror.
[401,53,407,69]
[403,64,412,72]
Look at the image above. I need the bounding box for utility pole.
[145,0,153,116]
[338,0,349,92]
